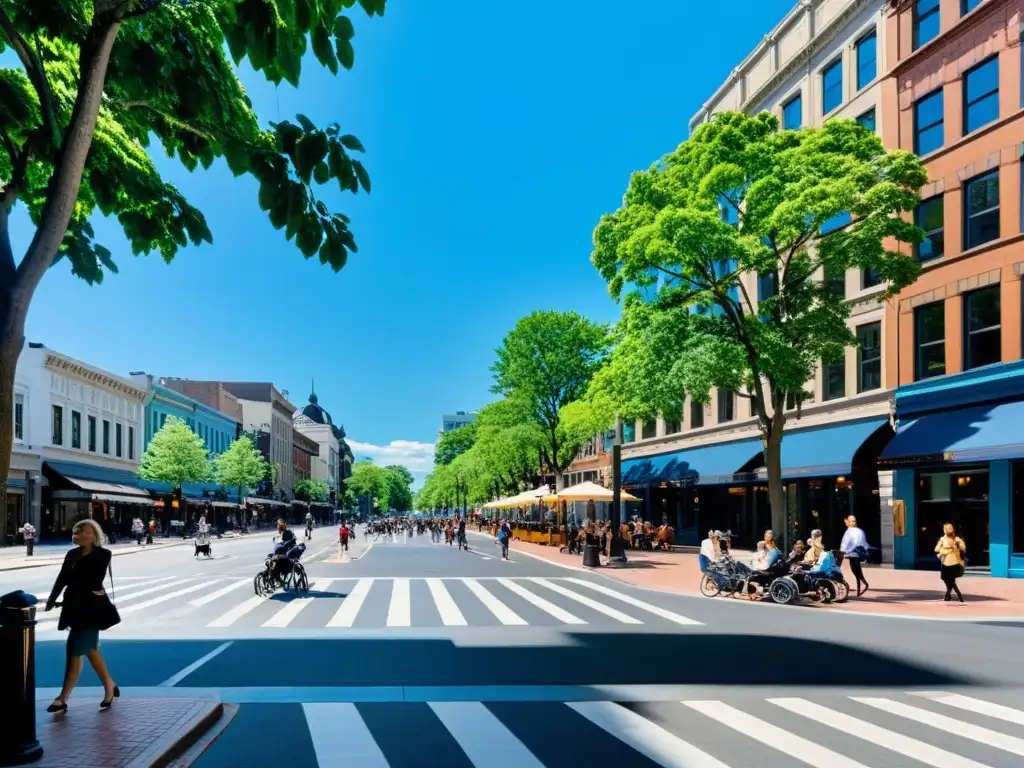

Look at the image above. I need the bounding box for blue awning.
[879,400,1024,467]
[622,438,762,486]
[772,419,890,479]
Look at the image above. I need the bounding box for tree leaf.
[339,134,365,152]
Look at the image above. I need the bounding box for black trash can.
[583,543,602,568]
[0,590,42,765]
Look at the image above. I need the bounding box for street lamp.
[608,416,628,566]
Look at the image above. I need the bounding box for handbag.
[85,560,121,631]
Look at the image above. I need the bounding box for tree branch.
[0,9,61,150]
[0,207,15,282]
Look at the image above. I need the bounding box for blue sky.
[12,0,791,483]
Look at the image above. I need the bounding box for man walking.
[339,522,350,552]
[840,515,870,597]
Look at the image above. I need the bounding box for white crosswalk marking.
[569,701,730,768]
[565,578,703,626]
[36,576,188,628]
[326,579,373,628]
[429,701,544,768]
[120,579,223,615]
[852,696,1024,756]
[262,580,331,628]
[529,578,642,624]
[426,578,466,626]
[498,578,586,624]
[770,697,994,768]
[304,702,388,767]
[208,595,266,628]
[682,700,870,767]
[912,691,1024,726]
[190,578,250,607]
[463,579,526,625]
[386,579,411,627]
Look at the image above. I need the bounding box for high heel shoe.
[47,699,67,714]
[100,685,120,709]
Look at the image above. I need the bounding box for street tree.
[434,423,476,466]
[294,478,329,502]
[491,311,611,488]
[591,111,927,536]
[472,398,543,496]
[0,0,387,542]
[214,435,268,506]
[348,461,387,513]
[383,465,414,513]
[137,415,212,493]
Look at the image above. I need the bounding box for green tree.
[0,0,386,543]
[294,477,329,502]
[383,465,414,513]
[472,398,543,496]
[491,311,611,487]
[214,435,268,505]
[591,111,926,537]
[348,461,387,513]
[137,415,212,492]
[434,423,476,466]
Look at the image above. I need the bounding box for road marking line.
[36,576,187,625]
[569,701,729,767]
[769,698,993,768]
[262,580,331,628]
[304,702,389,767]
[463,578,527,625]
[565,578,703,626]
[529,578,643,624]
[352,541,375,560]
[386,578,411,627]
[498,579,586,624]
[189,579,250,607]
[120,580,224,615]
[426,578,467,626]
[682,700,868,767]
[207,595,267,628]
[159,641,234,687]
[326,578,374,628]
[911,691,1024,726]
[852,696,1024,756]
[429,701,544,768]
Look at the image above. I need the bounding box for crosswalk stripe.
[498,579,586,624]
[463,579,526,625]
[912,691,1024,726]
[387,579,411,627]
[769,698,994,768]
[569,701,730,768]
[262,580,331,628]
[682,700,869,767]
[38,576,187,624]
[304,702,389,767]
[565,578,702,626]
[852,696,1024,756]
[529,578,643,624]
[208,595,267,628]
[426,579,467,626]
[428,701,544,768]
[190,578,250,607]
[120,580,222,615]
[327,579,373,628]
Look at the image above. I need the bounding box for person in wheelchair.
[268,519,299,584]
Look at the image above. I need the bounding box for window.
[128,426,135,461]
[758,271,777,304]
[71,411,81,449]
[102,419,110,454]
[856,108,876,132]
[915,302,946,380]
[116,423,123,458]
[641,421,657,440]
[961,0,983,15]
[1013,462,1024,553]
[52,405,63,445]
[718,193,740,227]
[664,419,681,435]
[14,393,23,441]
[821,59,843,114]
[823,360,846,401]
[717,390,735,423]
[964,286,1001,370]
[914,89,944,155]
[913,0,941,50]
[690,401,704,429]
[915,197,945,262]
[782,94,802,130]
[964,170,1000,250]
[623,422,636,443]
[820,211,852,235]
[88,415,96,452]
[856,31,877,91]
[823,264,846,297]
[862,268,883,289]
[857,322,882,392]
[963,57,999,135]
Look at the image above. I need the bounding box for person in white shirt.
[699,530,722,572]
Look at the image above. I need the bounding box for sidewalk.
[493,533,1024,619]
[0,538,193,572]
[30,696,231,768]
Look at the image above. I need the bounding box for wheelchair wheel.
[817,580,837,604]
[700,573,722,598]
[254,572,267,596]
[833,579,850,603]
[296,566,309,594]
[769,576,799,605]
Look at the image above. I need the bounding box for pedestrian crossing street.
[33,576,704,632]
[215,690,1024,767]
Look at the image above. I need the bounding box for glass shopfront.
[916,467,990,568]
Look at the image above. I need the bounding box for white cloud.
[347,439,435,476]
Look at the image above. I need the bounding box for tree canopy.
[591,111,927,534]
[434,423,476,466]
[294,477,329,502]
[214,435,268,500]
[137,415,212,490]
[347,461,413,513]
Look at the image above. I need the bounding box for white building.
[293,392,343,496]
[15,343,153,538]
[9,369,43,540]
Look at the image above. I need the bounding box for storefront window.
[917,468,989,567]
[52,405,63,446]
[690,401,704,428]
[1013,462,1024,553]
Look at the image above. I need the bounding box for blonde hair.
[72,519,105,547]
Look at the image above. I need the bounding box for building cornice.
[885,0,1009,77]
[44,353,150,404]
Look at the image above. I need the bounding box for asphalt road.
[17,525,1024,767]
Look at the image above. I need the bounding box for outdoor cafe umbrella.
[542,480,639,503]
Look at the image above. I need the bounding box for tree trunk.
[764,427,787,547]
[0,282,27,547]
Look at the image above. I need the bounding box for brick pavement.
[32,697,223,768]
[492,533,1024,618]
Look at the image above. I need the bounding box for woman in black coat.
[44,519,120,713]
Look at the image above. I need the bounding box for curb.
[166,702,240,768]
[0,539,194,571]
[128,700,225,768]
